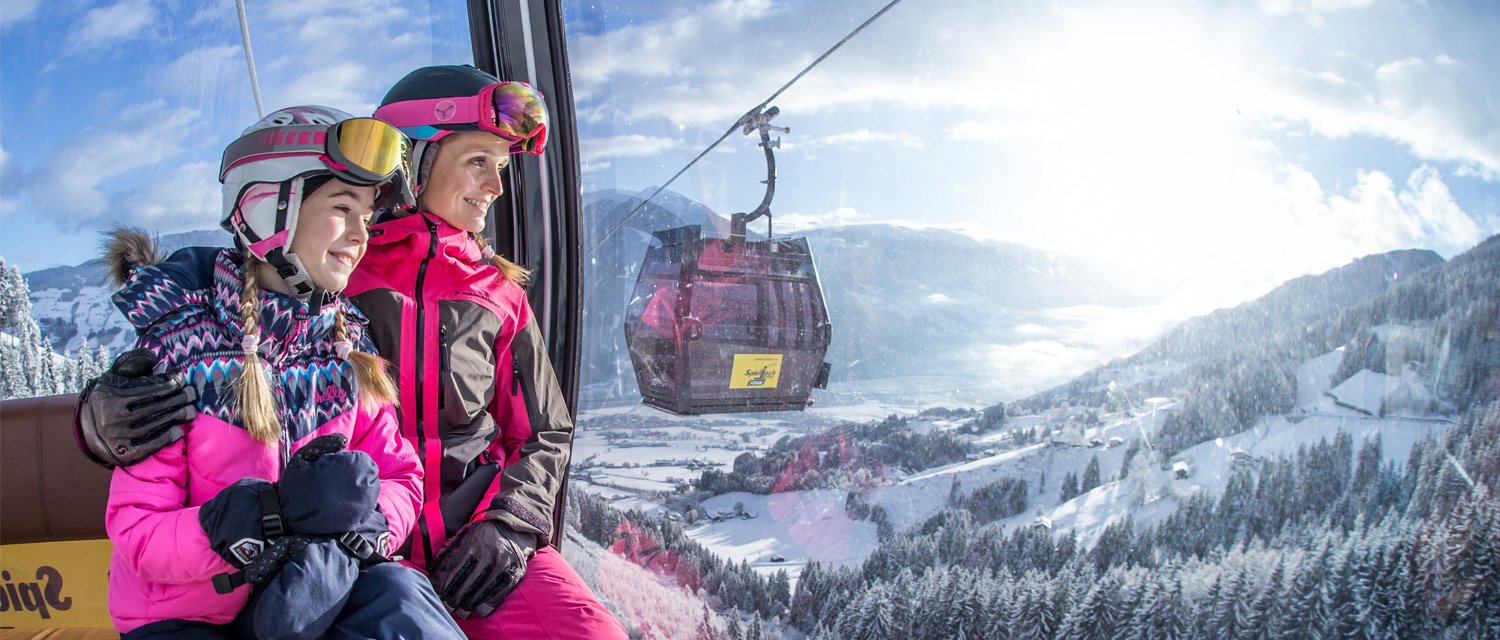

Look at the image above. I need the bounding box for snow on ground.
[571,377,1002,589]
[684,491,878,585]
[561,524,732,640]
[1296,348,1345,410]
[875,406,1173,532]
[1327,368,1436,417]
[1013,410,1456,549]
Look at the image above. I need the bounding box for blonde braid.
[472,233,530,287]
[238,253,282,443]
[332,310,398,408]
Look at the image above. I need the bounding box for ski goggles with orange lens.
[373,81,549,155]
[220,117,412,187]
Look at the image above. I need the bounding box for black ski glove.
[430,520,536,618]
[278,434,382,536]
[75,348,196,468]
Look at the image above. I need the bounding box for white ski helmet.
[219,105,414,297]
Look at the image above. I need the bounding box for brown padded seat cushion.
[0,631,119,640]
[1,396,113,635]
[0,394,111,544]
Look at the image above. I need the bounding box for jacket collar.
[208,249,365,351]
[368,210,487,266]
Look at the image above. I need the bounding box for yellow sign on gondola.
[730,354,783,389]
[0,539,113,628]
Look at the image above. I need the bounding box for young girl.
[103,106,463,640]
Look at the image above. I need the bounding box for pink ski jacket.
[346,211,574,568]
[104,249,423,633]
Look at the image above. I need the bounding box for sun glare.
[985,7,1281,302]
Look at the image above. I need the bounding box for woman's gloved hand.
[430,520,536,618]
[76,348,195,467]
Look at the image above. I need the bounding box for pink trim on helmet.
[235,184,280,220]
[249,230,290,256]
[320,154,350,172]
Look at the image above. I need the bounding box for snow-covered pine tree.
[726,608,743,640]
[1081,454,1101,493]
[1008,577,1048,640]
[1060,471,1079,502]
[37,338,59,395]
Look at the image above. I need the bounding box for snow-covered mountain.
[23,230,229,357]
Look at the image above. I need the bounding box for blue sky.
[0,0,469,270]
[4,0,1499,310]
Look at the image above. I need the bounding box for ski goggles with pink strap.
[373,82,549,155]
[220,117,412,187]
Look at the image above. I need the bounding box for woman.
[80,71,627,638]
[351,64,624,638]
[102,106,463,640]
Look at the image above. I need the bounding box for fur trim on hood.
[103,227,166,287]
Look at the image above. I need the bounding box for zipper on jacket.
[413,215,439,562]
[513,354,538,424]
[439,325,450,373]
[438,324,448,411]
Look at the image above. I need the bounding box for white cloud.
[26,101,203,226]
[1223,163,1483,289]
[1394,166,1482,249]
[797,130,924,150]
[981,340,1106,397]
[0,143,17,215]
[777,206,862,232]
[242,1,433,116]
[1256,0,1374,17]
[0,0,39,28]
[1262,55,1500,179]
[161,45,243,98]
[64,0,155,54]
[263,0,408,21]
[279,62,376,114]
[582,135,680,162]
[119,161,222,230]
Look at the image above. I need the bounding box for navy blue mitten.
[279,435,382,536]
[236,536,358,640]
[199,478,276,568]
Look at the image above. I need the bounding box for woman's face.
[418,132,510,232]
[288,179,376,292]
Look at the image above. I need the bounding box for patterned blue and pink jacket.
[104,248,423,633]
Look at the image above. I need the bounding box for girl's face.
[288,179,376,292]
[418,132,510,232]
